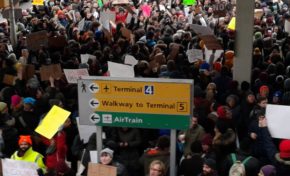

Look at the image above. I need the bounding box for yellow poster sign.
[32,0,44,6]
[228,17,236,30]
[35,105,71,139]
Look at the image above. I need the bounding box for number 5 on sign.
[177,102,187,112]
[144,85,154,95]
[32,0,44,5]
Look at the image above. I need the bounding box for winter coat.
[178,153,203,176]
[275,154,290,175]
[114,128,142,173]
[183,125,205,156]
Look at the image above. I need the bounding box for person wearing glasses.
[149,160,166,176]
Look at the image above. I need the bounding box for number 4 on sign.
[144,85,154,95]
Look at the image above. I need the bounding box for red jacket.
[45,131,68,172]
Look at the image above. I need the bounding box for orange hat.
[18,135,32,146]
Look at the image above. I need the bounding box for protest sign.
[141,4,151,17]
[39,64,62,81]
[3,74,15,86]
[81,54,96,64]
[124,55,138,66]
[32,0,43,5]
[99,10,116,31]
[64,69,89,84]
[2,8,22,20]
[48,36,67,49]
[183,0,196,6]
[7,44,13,52]
[285,19,290,34]
[2,158,38,176]
[212,3,227,17]
[112,0,129,5]
[266,104,290,139]
[190,24,213,36]
[76,117,96,143]
[88,163,117,176]
[254,9,264,19]
[204,46,224,63]
[78,18,85,31]
[108,61,135,78]
[90,151,98,163]
[227,17,236,30]
[21,64,35,80]
[26,31,48,51]
[199,35,223,50]
[186,49,203,63]
[35,105,71,139]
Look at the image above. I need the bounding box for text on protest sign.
[108,61,135,78]
[39,64,63,81]
[88,163,117,176]
[64,69,89,84]
[2,158,38,176]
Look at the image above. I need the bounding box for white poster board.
[90,151,98,163]
[266,104,290,139]
[2,159,39,176]
[64,69,89,84]
[124,55,138,66]
[108,61,135,78]
[78,18,85,31]
[204,46,224,63]
[76,117,96,143]
[81,54,96,64]
[186,49,203,63]
[285,20,290,35]
[99,10,116,31]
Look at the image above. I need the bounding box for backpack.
[229,153,252,176]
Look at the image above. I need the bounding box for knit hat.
[204,158,216,170]
[11,95,21,107]
[23,97,36,105]
[260,165,276,176]
[0,102,7,113]
[217,106,227,119]
[276,75,284,84]
[201,134,213,146]
[279,139,290,159]
[259,85,269,95]
[100,148,114,158]
[18,135,32,145]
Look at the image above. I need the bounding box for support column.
[9,0,17,47]
[233,0,255,84]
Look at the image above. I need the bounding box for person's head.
[217,105,232,119]
[202,159,216,175]
[18,135,32,152]
[21,49,29,58]
[257,96,268,108]
[149,160,166,176]
[201,134,213,152]
[100,148,114,165]
[11,95,22,110]
[246,92,256,104]
[191,113,199,128]
[258,165,276,176]
[0,102,8,114]
[23,97,36,112]
[156,135,170,150]
[279,139,290,160]
[259,85,270,97]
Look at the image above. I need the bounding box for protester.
[11,135,46,174]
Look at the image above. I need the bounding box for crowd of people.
[0,0,290,175]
